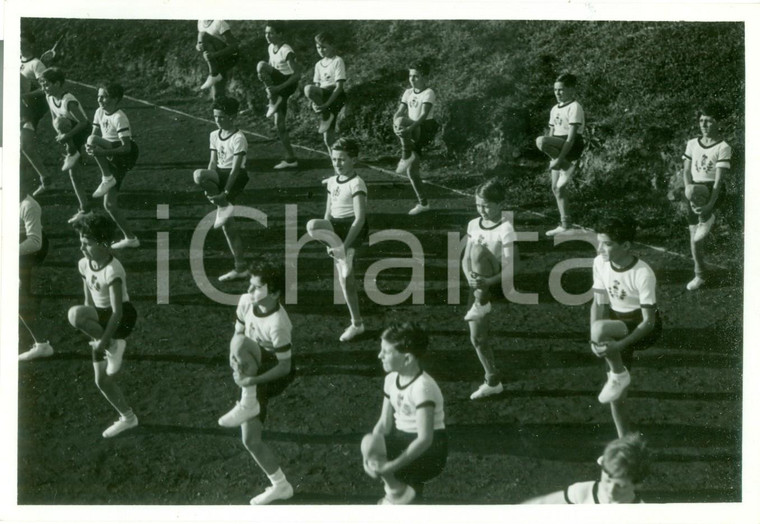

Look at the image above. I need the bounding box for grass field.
[15,80,742,509]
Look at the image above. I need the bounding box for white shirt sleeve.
[636,266,657,307]
[717,142,732,169]
[334,56,347,82]
[569,102,584,126]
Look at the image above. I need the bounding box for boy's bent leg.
[68,168,92,215]
[68,305,104,339]
[274,113,297,162]
[192,168,221,195]
[535,135,566,159]
[687,225,706,290]
[406,159,429,211]
[361,432,387,479]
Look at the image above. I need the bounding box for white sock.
[267,468,287,486]
[241,386,257,407]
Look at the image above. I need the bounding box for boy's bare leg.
[68,167,92,212]
[406,158,428,205]
[242,417,281,475]
[468,316,499,384]
[103,188,135,239]
[339,272,363,326]
[274,112,296,162]
[221,219,247,271]
[689,225,706,278]
[93,361,130,414]
[610,391,631,438]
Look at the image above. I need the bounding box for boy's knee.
[304,84,318,98]
[256,61,270,75]
[535,136,546,151]
[361,432,385,459]
[86,135,99,147]
[306,219,322,237]
[68,305,87,328]
[193,168,213,186]
[591,319,627,343]
[53,116,73,133]
[230,333,256,354]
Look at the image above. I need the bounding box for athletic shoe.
[463,301,492,321]
[408,203,430,215]
[470,381,504,400]
[694,213,716,242]
[218,268,250,282]
[67,209,92,224]
[378,485,416,505]
[395,154,415,174]
[250,481,294,505]
[200,73,222,90]
[266,96,283,118]
[273,159,299,170]
[61,151,81,171]
[111,237,140,249]
[102,413,138,438]
[686,276,705,291]
[317,113,335,134]
[598,370,631,404]
[339,323,365,342]
[92,177,117,198]
[32,184,48,197]
[218,401,260,427]
[18,341,54,361]
[335,248,355,279]
[214,204,235,229]
[105,339,127,375]
[545,225,569,237]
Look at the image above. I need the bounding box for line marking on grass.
[70,80,726,270]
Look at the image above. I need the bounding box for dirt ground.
[16,82,742,506]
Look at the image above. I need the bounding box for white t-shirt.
[235,295,293,361]
[19,195,43,256]
[93,108,132,142]
[313,56,346,88]
[20,57,46,88]
[326,174,368,220]
[210,128,247,170]
[466,217,517,264]
[268,43,295,75]
[683,138,732,183]
[401,87,436,121]
[198,20,231,38]
[549,100,585,136]
[384,370,445,434]
[592,255,656,314]
[564,480,643,504]
[46,92,85,125]
[78,256,130,309]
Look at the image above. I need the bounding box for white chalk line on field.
[70,80,727,271]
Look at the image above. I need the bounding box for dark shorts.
[71,126,90,152]
[329,216,369,248]
[200,33,240,74]
[320,84,347,117]
[95,301,138,340]
[21,93,49,130]
[104,139,140,189]
[257,349,296,423]
[271,70,298,115]
[386,428,448,486]
[685,182,723,226]
[217,168,249,202]
[410,119,439,153]
[553,135,585,162]
[609,308,663,370]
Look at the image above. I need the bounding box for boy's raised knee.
[67,306,82,328]
[535,136,546,151]
[193,168,212,186]
[53,116,73,133]
[591,319,627,343]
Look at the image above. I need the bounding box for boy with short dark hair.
[536,73,585,236]
[218,258,296,505]
[523,433,650,504]
[256,21,302,170]
[393,61,438,215]
[591,216,662,437]
[361,323,448,505]
[68,213,139,438]
[38,67,93,222]
[304,31,347,154]
[87,82,140,249]
[681,102,732,291]
[192,95,250,282]
[197,19,240,99]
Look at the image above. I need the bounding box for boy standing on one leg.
[590,216,662,437]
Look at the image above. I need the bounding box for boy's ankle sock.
[267,468,287,486]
